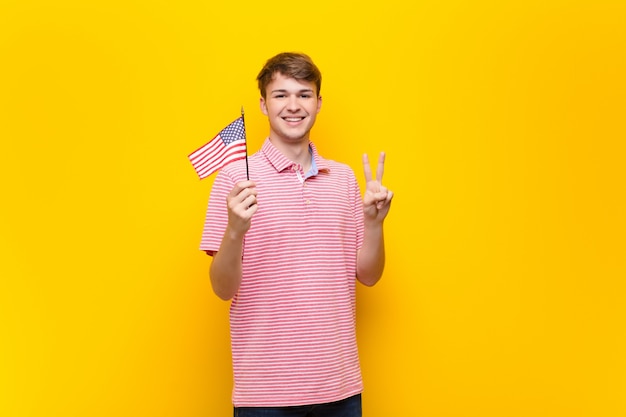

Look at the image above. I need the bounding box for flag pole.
[241,106,250,180]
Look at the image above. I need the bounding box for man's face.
[260,72,322,144]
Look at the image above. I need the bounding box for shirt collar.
[261,138,330,175]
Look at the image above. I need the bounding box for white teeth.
[284,117,303,122]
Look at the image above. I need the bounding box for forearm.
[210,227,245,300]
[356,221,386,286]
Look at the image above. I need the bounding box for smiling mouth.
[282,117,305,122]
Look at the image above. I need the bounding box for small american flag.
[188,117,247,179]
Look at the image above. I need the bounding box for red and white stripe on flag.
[188,117,247,179]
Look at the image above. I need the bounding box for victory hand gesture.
[362,152,393,223]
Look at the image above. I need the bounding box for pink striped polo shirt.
[200,138,365,407]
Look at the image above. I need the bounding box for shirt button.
[306,200,310,204]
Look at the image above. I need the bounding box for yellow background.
[1,1,625,416]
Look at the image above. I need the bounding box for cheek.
[266,104,280,117]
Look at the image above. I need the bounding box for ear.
[317,96,322,114]
[260,97,268,116]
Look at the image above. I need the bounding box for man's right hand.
[226,181,258,236]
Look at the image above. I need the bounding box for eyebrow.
[270,88,315,94]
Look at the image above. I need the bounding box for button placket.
[302,176,312,206]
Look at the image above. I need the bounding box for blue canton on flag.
[219,117,246,145]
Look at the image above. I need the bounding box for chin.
[277,130,309,142]
[289,133,310,142]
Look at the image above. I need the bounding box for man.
[201,52,393,416]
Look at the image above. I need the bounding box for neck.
[269,137,312,170]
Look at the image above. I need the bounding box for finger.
[386,190,394,204]
[232,181,256,195]
[377,152,385,182]
[242,194,257,209]
[381,190,393,208]
[228,191,256,214]
[375,190,388,209]
[246,202,259,217]
[362,154,372,182]
[230,194,257,218]
[230,181,256,200]
[239,188,258,206]
[362,190,376,207]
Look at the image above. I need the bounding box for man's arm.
[356,152,393,286]
[209,180,257,300]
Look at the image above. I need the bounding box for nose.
[286,95,300,112]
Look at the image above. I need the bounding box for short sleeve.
[199,170,236,254]
[351,171,365,250]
